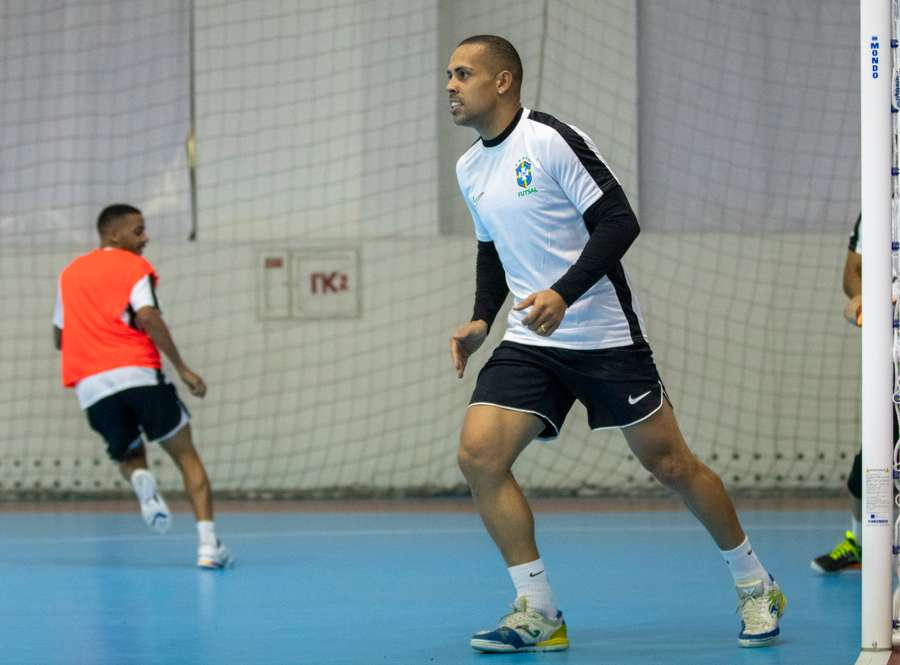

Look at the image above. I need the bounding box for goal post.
[859,0,895,658]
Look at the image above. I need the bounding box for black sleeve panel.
[149,277,160,310]
[550,186,640,306]
[848,212,861,252]
[472,240,509,332]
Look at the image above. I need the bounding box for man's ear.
[496,70,513,95]
[105,222,124,245]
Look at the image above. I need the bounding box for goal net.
[0,0,862,498]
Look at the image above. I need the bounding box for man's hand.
[844,294,862,327]
[450,320,489,379]
[844,293,899,327]
[514,289,567,337]
[135,306,206,396]
[178,367,207,397]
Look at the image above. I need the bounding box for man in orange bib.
[54,204,232,569]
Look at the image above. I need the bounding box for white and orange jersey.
[56,247,165,408]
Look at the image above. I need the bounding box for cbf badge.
[515,158,532,187]
[515,157,538,198]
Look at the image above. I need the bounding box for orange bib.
[59,248,161,386]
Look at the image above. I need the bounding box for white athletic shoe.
[197,541,234,570]
[139,491,171,534]
[736,575,786,647]
[131,471,171,534]
[470,597,568,653]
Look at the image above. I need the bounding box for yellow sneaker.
[470,597,568,653]
[810,532,861,574]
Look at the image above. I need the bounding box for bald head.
[447,35,524,139]
[457,35,522,95]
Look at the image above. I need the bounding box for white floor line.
[0,521,847,546]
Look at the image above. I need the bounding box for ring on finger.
[538,323,548,334]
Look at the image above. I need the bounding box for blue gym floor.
[0,506,861,665]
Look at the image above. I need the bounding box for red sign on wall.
[257,248,359,320]
[310,271,349,294]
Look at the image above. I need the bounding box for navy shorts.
[86,384,190,462]
[470,340,667,439]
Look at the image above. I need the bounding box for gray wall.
[639,0,859,232]
[438,0,640,235]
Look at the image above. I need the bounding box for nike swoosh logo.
[628,390,652,405]
[529,570,544,578]
[471,191,485,207]
[517,626,541,638]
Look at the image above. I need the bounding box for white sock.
[130,469,158,503]
[508,558,558,618]
[851,515,862,542]
[721,537,769,585]
[197,520,217,548]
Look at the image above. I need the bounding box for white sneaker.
[139,491,171,534]
[736,575,786,647]
[470,597,568,653]
[197,541,234,569]
[132,471,171,534]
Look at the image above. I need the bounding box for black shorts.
[470,340,667,439]
[86,384,190,462]
[847,452,862,500]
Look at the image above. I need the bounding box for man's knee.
[641,449,696,488]
[457,431,509,481]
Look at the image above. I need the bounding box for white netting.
[0,0,862,497]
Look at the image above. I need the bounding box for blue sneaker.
[736,575,786,647]
[470,597,568,653]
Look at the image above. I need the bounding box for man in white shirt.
[447,35,785,653]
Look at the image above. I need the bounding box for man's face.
[446,44,500,129]
[109,213,148,255]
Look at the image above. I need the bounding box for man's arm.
[450,241,508,379]
[550,187,640,305]
[843,249,861,299]
[472,240,509,331]
[843,212,862,324]
[842,249,862,326]
[134,306,207,397]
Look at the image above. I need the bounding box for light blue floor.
[0,509,860,665]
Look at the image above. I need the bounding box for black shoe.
[810,531,861,574]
